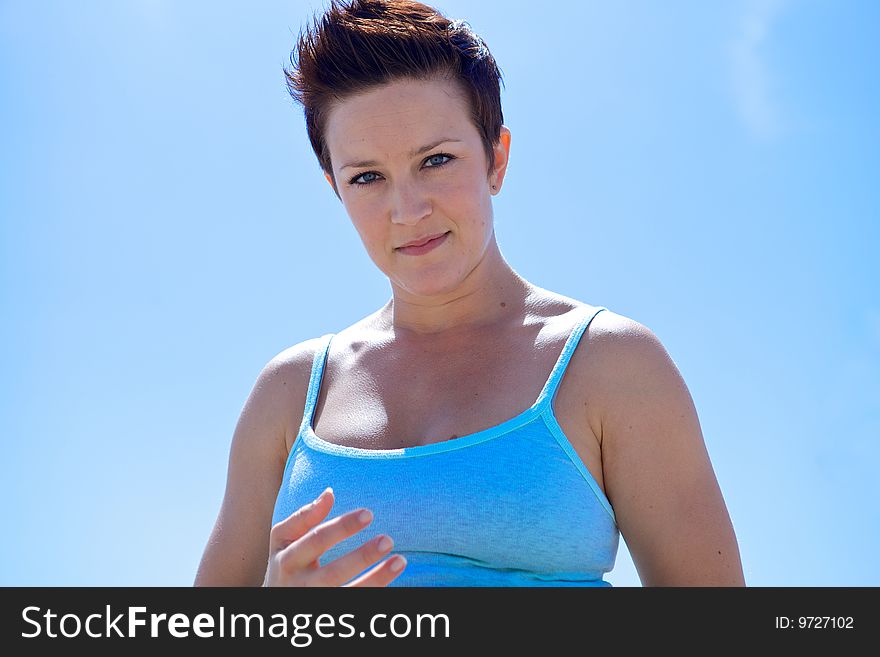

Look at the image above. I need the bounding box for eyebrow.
[340,138,463,171]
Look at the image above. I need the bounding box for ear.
[489,125,511,195]
[323,170,341,200]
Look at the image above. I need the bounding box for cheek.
[346,197,382,236]
[356,219,395,264]
[435,170,486,214]
[449,182,490,235]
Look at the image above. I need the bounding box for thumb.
[270,487,334,551]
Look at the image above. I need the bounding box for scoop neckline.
[298,305,606,460]
[301,394,550,459]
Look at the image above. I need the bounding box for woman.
[195,0,745,587]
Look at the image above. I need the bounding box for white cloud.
[728,0,789,139]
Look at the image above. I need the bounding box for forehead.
[324,76,477,164]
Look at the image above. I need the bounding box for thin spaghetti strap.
[535,306,608,409]
[298,333,336,435]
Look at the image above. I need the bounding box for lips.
[397,231,449,249]
[395,231,450,256]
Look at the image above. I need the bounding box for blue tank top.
[271,305,619,586]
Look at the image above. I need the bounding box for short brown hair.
[284,0,505,191]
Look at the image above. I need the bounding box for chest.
[299,328,608,498]
[273,438,619,582]
[322,348,538,441]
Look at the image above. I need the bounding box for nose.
[389,180,431,226]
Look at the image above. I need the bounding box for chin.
[392,265,462,297]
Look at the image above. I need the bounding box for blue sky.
[1,0,877,586]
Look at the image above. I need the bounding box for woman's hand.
[263,488,407,587]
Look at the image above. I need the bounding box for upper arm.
[193,340,317,586]
[589,312,745,586]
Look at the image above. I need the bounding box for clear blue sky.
[1,0,877,586]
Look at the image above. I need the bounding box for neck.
[378,238,533,339]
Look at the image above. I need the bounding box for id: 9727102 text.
[775,616,854,630]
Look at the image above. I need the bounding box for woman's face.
[322,75,510,298]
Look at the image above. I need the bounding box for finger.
[315,534,396,587]
[269,488,334,551]
[344,555,408,587]
[281,506,375,570]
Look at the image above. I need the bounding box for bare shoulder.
[579,308,745,586]
[546,303,670,439]
[265,336,330,454]
[584,307,668,358]
[582,308,677,393]
[268,336,327,390]
[580,308,711,460]
[193,335,329,586]
[576,308,710,480]
[268,336,327,375]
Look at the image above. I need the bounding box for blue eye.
[425,153,453,167]
[348,153,456,187]
[351,171,380,186]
